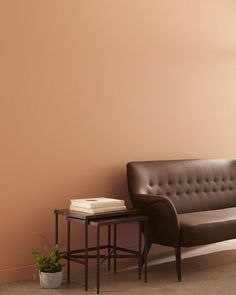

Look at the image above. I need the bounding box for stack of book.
[69,197,127,214]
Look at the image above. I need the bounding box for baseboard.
[0,264,34,285]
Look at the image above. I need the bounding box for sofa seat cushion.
[179,207,236,246]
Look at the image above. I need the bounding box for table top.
[54,208,143,221]
[90,214,148,227]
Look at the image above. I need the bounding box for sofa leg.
[175,246,182,282]
[142,240,152,266]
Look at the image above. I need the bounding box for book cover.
[70,197,125,209]
[69,205,127,214]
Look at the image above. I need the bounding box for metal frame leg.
[144,220,148,283]
[97,226,100,294]
[85,221,89,291]
[175,246,182,282]
[108,225,111,271]
[114,224,117,274]
[138,221,142,279]
[67,219,71,283]
[55,213,58,245]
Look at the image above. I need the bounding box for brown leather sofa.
[127,159,236,281]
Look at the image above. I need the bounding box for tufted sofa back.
[127,159,236,214]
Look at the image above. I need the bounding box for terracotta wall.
[1,0,236,284]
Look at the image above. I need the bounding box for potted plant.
[32,243,66,289]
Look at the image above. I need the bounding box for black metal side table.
[54,208,148,294]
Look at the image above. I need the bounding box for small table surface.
[54,208,143,221]
[90,215,148,227]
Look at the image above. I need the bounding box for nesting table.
[54,208,148,293]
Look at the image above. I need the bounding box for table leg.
[144,220,148,283]
[138,221,142,280]
[108,225,111,271]
[55,213,58,245]
[85,220,89,291]
[67,219,71,283]
[97,225,100,294]
[114,224,117,274]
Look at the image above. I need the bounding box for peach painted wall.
[1,0,236,284]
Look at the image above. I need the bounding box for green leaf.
[32,235,65,273]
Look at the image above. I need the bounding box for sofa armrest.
[132,193,180,247]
